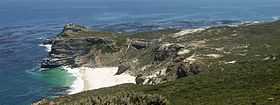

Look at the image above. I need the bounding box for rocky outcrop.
[115,63,130,75]
[63,23,88,33]
[41,37,114,68]
[41,24,119,68]
[154,43,184,61]
[131,40,152,49]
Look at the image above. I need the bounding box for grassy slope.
[38,21,280,105]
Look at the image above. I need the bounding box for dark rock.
[154,44,184,61]
[189,63,201,75]
[41,58,62,68]
[42,39,53,45]
[32,99,49,105]
[41,36,113,68]
[115,63,130,75]
[135,74,145,85]
[174,56,185,62]
[176,63,188,79]
[63,23,88,33]
[131,40,151,49]
[165,62,189,81]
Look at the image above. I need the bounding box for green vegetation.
[35,92,169,105]
[37,58,280,105]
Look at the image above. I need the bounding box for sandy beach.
[66,67,136,94]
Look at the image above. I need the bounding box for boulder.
[189,63,201,75]
[115,63,130,75]
[165,62,189,81]
[41,58,63,68]
[135,74,146,85]
[131,40,151,49]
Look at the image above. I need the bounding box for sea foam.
[39,44,52,52]
[62,66,84,95]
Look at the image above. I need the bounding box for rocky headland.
[41,23,204,85]
[35,20,280,105]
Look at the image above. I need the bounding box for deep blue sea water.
[0,0,279,105]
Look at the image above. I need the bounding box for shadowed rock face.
[131,40,152,49]
[41,24,118,68]
[41,37,112,68]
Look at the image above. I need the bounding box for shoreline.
[52,20,266,95]
[64,67,136,94]
[42,20,272,95]
[63,67,84,95]
[39,44,52,52]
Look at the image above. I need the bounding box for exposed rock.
[42,39,53,45]
[135,61,204,85]
[41,26,115,68]
[177,49,191,55]
[165,62,189,81]
[41,24,203,85]
[115,63,130,75]
[206,54,223,58]
[131,40,152,49]
[173,28,206,38]
[32,99,49,105]
[41,58,63,68]
[63,23,88,33]
[189,63,202,75]
[154,44,184,61]
[135,74,146,84]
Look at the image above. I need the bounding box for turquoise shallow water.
[29,68,76,91]
[0,0,280,105]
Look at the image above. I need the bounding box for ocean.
[0,0,279,105]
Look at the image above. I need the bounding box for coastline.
[41,20,270,95]
[32,20,280,105]
[46,20,266,95]
[62,67,84,95]
[64,67,136,94]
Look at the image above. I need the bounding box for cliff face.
[41,24,118,68]
[37,21,280,105]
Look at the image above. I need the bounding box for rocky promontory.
[41,23,205,85]
[37,20,280,105]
